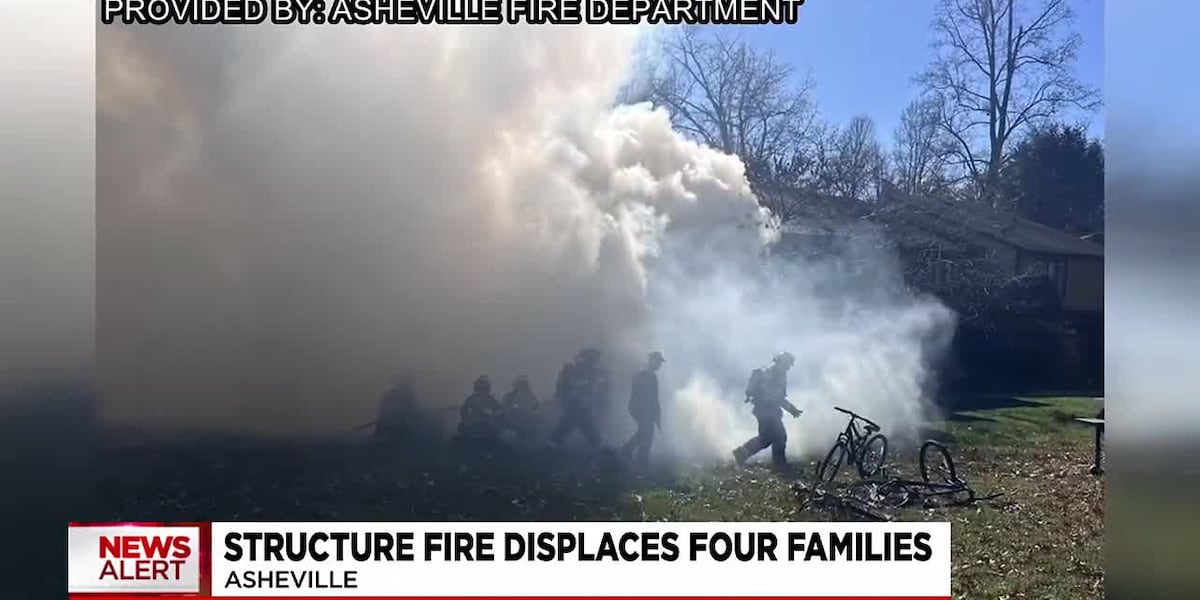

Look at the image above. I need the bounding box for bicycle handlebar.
[833,406,881,432]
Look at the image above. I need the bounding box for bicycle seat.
[833,406,854,417]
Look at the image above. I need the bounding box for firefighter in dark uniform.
[373,371,419,443]
[501,375,541,443]
[458,375,502,443]
[732,352,802,466]
[620,351,665,466]
[549,347,609,450]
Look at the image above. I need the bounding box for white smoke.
[648,241,956,460]
[98,24,954,460]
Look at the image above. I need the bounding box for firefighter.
[372,371,419,443]
[732,352,802,467]
[620,351,665,466]
[502,375,541,443]
[549,348,609,451]
[458,375,502,442]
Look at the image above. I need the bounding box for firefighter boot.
[732,444,751,466]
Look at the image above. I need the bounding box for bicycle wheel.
[843,497,890,522]
[817,441,848,483]
[877,480,912,508]
[856,433,889,478]
[920,440,958,484]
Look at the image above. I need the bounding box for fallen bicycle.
[795,440,1003,521]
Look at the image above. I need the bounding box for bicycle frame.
[838,416,874,453]
[816,406,889,483]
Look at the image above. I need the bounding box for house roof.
[764,186,1103,258]
[886,194,1104,258]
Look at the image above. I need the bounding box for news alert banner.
[68,522,951,599]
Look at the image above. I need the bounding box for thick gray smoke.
[98,24,954,459]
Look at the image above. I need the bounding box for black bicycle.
[919,439,959,485]
[815,407,889,482]
[855,441,999,509]
[807,483,893,522]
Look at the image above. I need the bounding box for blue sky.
[741,0,1104,143]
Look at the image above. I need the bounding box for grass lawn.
[619,396,1106,599]
[92,396,1105,600]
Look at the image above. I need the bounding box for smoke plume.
[98,24,955,459]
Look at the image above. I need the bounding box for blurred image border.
[1106,1,1200,597]
[4,0,1200,598]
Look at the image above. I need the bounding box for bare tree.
[873,186,1060,326]
[819,116,885,200]
[641,27,822,187]
[918,0,1100,204]
[892,97,954,196]
[752,181,806,225]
